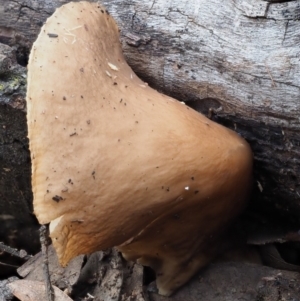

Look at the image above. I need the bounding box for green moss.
[10,76,19,87]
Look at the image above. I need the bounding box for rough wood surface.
[12,245,300,301]
[10,249,300,301]
[8,280,73,301]
[150,261,300,301]
[16,246,147,301]
[0,41,39,277]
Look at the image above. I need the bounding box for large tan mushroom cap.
[27,1,252,296]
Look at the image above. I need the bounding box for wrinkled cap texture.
[27,1,253,292]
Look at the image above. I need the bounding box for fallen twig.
[0,242,32,260]
[0,261,19,268]
[39,225,55,301]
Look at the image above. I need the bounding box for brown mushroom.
[27,1,253,296]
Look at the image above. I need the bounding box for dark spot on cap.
[47,33,58,38]
[52,195,63,202]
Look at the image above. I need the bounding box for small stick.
[0,242,31,260]
[0,261,19,268]
[39,225,54,301]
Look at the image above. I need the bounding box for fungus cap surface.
[27,1,253,272]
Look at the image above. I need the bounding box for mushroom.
[27,1,253,296]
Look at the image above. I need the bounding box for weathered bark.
[0,0,300,275]
[0,41,39,277]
